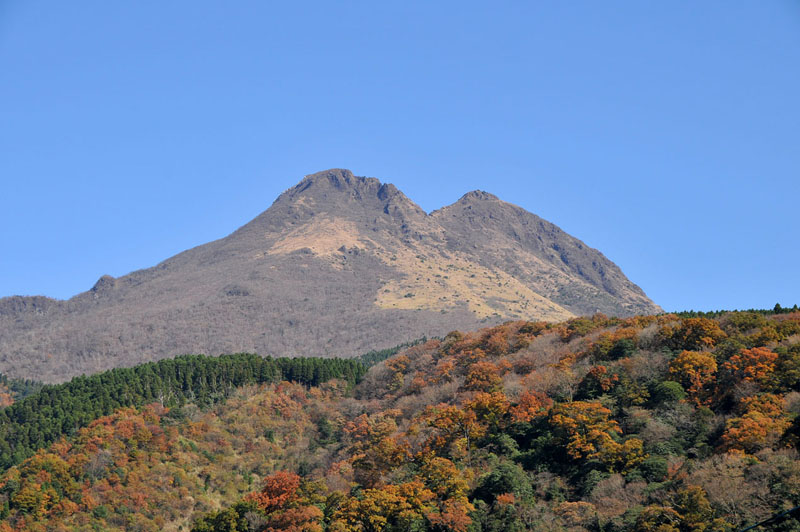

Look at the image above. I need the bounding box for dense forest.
[356,338,432,367]
[0,354,365,472]
[1,309,799,531]
[0,374,41,409]
[673,304,799,319]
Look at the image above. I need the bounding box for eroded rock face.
[0,169,661,382]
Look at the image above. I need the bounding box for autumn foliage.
[722,346,778,386]
[245,471,301,513]
[1,310,799,532]
[668,350,717,406]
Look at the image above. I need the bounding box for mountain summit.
[0,170,660,382]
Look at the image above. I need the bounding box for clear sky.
[1,1,798,312]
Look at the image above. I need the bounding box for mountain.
[0,169,660,382]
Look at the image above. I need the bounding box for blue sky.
[1,1,798,312]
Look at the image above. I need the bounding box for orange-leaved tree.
[417,404,486,462]
[509,390,552,424]
[721,394,790,453]
[386,355,411,391]
[330,480,435,532]
[549,401,645,473]
[245,470,301,513]
[433,359,455,384]
[659,317,727,351]
[464,391,510,429]
[722,347,778,387]
[549,401,621,461]
[668,351,717,406]
[419,456,474,532]
[464,361,504,392]
[343,410,409,488]
[244,471,324,532]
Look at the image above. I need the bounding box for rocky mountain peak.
[279,169,388,201]
[458,190,501,203]
[271,169,426,218]
[430,190,504,219]
[91,275,116,292]
[297,168,360,190]
[0,169,661,383]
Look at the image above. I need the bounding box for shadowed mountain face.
[0,169,661,382]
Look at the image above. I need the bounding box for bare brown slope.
[0,169,660,382]
[431,190,658,316]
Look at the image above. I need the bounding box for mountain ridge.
[0,169,660,382]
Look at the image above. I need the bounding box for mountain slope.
[2,310,799,531]
[431,190,656,316]
[0,169,660,382]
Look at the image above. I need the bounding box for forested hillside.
[0,374,40,408]
[2,310,800,531]
[0,381,351,531]
[0,354,364,472]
